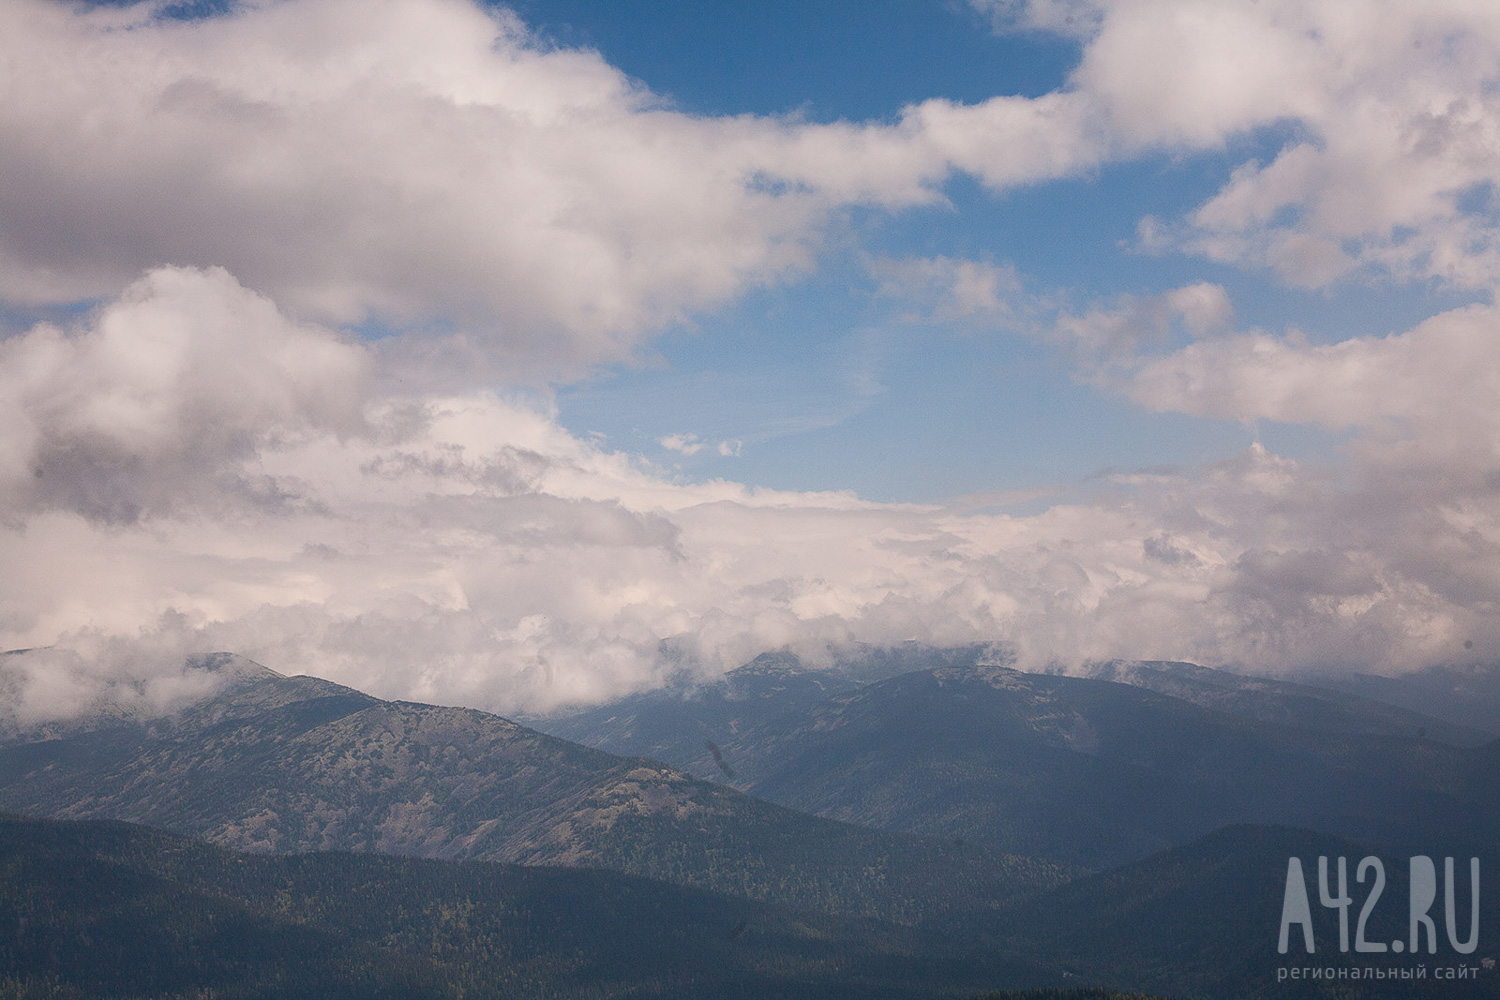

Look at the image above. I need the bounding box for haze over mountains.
[1303,663,1500,741]
[537,652,1500,867]
[2,646,1497,998]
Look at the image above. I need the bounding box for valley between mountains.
[1,648,1497,999]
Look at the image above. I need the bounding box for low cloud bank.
[3,0,1500,722]
[0,269,1492,723]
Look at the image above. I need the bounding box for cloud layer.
[3,0,1500,722]
[0,0,1109,381]
[1,269,1494,723]
[7,0,1496,356]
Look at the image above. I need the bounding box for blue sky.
[507,0,1080,118]
[519,3,1483,501]
[537,1,1186,501]
[2,0,1499,717]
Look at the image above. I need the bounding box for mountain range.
[2,648,1497,998]
[537,654,1500,867]
[0,654,1065,925]
[1303,662,1500,739]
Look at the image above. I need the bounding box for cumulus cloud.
[1121,301,1500,443]
[2,0,1493,382]
[0,266,368,524]
[984,0,1500,289]
[0,0,806,372]
[0,0,1109,382]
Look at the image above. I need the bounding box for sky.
[2,0,1500,723]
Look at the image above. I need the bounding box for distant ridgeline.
[1,649,1497,999]
[538,652,1500,867]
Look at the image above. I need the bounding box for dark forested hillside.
[940,824,1499,1000]
[0,813,1057,1000]
[6,653,1497,1000]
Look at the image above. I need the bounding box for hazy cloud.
[870,256,1028,326]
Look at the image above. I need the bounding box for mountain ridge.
[534,656,1500,868]
[0,660,1070,925]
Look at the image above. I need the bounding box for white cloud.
[0,0,1121,384]
[2,272,1496,723]
[0,642,251,735]
[5,0,1500,723]
[1164,283,1235,336]
[0,266,368,524]
[0,0,846,373]
[982,0,1500,290]
[1037,283,1500,469]
[660,433,705,456]
[1121,302,1500,444]
[3,0,1495,387]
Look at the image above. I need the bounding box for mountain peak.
[188,651,283,683]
